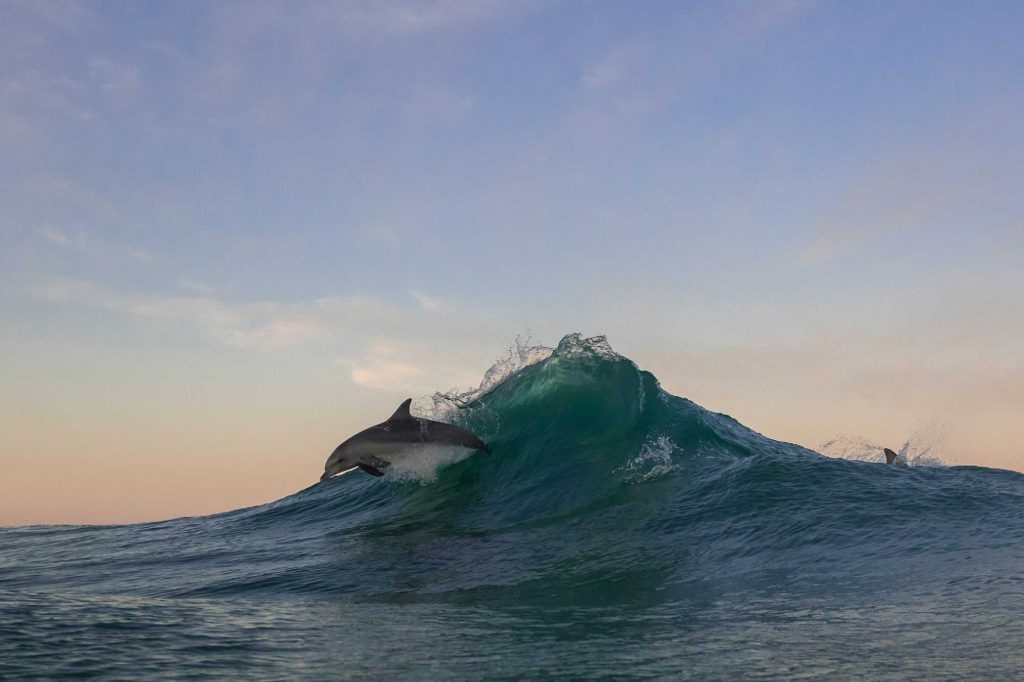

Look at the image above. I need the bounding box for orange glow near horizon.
[3,339,1020,526]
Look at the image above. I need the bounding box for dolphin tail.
[884,448,898,465]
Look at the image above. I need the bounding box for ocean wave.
[3,333,1023,607]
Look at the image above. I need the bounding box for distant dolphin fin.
[388,398,414,422]
[884,448,898,465]
[358,463,385,477]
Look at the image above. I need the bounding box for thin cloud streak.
[329,0,512,35]
[336,337,481,393]
[36,225,152,262]
[25,277,376,351]
[22,278,502,390]
[410,290,446,311]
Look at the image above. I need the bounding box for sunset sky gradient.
[2,1,1022,524]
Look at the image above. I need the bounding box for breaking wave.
[3,333,1023,678]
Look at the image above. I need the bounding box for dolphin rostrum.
[320,398,491,481]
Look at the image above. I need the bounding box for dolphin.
[320,398,491,481]
[884,447,908,467]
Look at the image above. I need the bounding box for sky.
[1,0,1022,525]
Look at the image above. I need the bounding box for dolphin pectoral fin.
[368,456,392,469]
[884,448,898,465]
[358,463,385,477]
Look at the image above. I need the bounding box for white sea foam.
[422,334,554,419]
[383,445,473,483]
[624,435,677,482]
[819,427,948,467]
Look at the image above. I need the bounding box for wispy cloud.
[187,1,498,133]
[335,337,479,393]
[38,225,74,247]
[23,278,497,392]
[335,339,425,391]
[410,290,446,311]
[26,277,354,350]
[330,0,511,35]
[730,0,816,42]
[36,225,152,262]
[0,48,140,151]
[2,0,100,34]
[581,46,645,91]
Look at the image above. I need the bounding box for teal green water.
[3,334,1023,679]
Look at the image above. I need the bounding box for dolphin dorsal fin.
[388,398,414,422]
[884,448,898,465]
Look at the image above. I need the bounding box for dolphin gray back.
[378,399,489,452]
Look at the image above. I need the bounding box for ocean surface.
[3,334,1023,679]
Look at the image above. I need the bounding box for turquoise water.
[3,334,1023,679]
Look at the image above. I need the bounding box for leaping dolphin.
[320,398,490,481]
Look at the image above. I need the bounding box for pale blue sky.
[1,1,1022,522]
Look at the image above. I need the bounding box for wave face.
[3,334,1024,679]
